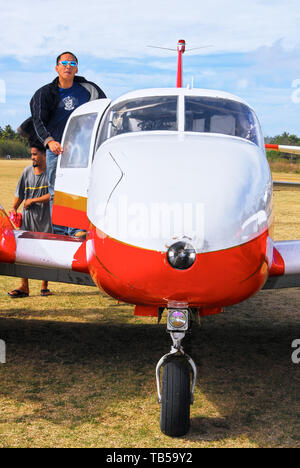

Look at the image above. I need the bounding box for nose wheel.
[156,310,197,437]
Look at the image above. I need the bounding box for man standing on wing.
[30,51,106,235]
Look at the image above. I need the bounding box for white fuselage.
[88,131,272,254]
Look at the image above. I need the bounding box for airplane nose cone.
[89,133,272,253]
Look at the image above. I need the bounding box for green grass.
[0,160,300,447]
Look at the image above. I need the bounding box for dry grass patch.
[0,160,300,447]
[269,160,300,174]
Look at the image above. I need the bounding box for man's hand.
[48,140,63,155]
[24,194,50,209]
[24,199,34,210]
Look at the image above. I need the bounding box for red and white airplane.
[1,40,300,437]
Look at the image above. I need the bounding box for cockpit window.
[99,96,178,144]
[61,113,97,168]
[185,97,263,147]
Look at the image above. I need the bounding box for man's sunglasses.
[59,60,77,67]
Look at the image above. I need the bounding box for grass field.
[0,160,300,448]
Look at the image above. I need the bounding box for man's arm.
[13,172,26,213]
[30,88,64,155]
[24,193,50,210]
[11,197,23,214]
[30,87,55,148]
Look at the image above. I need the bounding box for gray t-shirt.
[15,166,52,233]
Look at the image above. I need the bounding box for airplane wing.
[3,137,300,295]
[264,240,300,289]
[0,203,95,287]
[265,143,300,190]
[265,143,300,155]
[273,181,300,190]
[2,199,300,291]
[2,200,300,292]
[264,141,300,287]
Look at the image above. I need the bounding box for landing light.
[167,309,189,331]
[167,241,196,270]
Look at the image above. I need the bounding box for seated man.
[8,142,53,298]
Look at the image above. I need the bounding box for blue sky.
[0,0,299,136]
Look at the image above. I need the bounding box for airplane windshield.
[99,96,178,143]
[185,97,263,147]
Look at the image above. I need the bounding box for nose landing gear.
[156,309,197,437]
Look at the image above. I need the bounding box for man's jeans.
[46,149,78,236]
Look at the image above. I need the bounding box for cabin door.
[52,99,110,230]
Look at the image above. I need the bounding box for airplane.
[1,39,300,437]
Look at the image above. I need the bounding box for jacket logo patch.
[63,96,76,111]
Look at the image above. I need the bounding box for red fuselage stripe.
[53,204,90,230]
[88,227,270,308]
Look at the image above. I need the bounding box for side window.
[60,113,98,168]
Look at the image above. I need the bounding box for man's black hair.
[56,51,78,65]
[18,118,45,153]
[29,138,46,153]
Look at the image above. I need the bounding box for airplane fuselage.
[81,89,273,311]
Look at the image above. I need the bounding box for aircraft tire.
[160,357,191,437]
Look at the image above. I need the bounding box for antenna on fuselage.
[176,39,185,88]
[147,39,212,88]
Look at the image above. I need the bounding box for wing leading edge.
[2,203,300,291]
[264,240,300,289]
[0,203,95,286]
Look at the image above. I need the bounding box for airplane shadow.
[0,289,299,446]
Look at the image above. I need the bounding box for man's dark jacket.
[19,75,106,147]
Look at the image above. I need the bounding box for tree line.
[0,125,30,158]
[265,132,300,162]
[0,125,299,160]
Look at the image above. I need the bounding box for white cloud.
[0,0,299,136]
[0,0,299,59]
[237,79,249,90]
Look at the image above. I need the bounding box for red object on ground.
[9,211,22,228]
